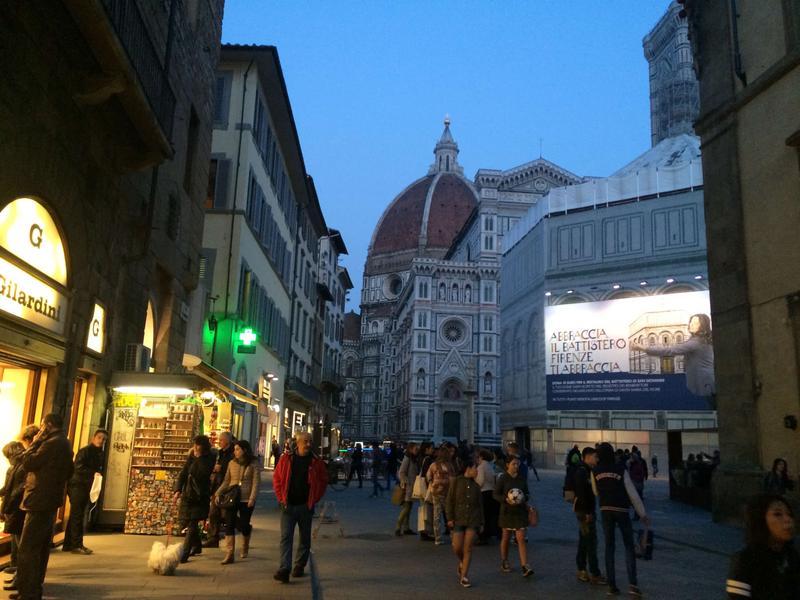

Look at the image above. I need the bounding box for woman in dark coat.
[173,435,215,562]
[1,441,26,587]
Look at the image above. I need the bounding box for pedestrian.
[526,447,541,482]
[272,431,328,583]
[369,442,385,497]
[214,440,261,564]
[386,443,400,488]
[494,456,533,577]
[651,455,658,479]
[345,443,363,488]
[727,493,799,599]
[506,442,528,482]
[446,459,483,588]
[566,444,581,467]
[395,442,418,536]
[427,447,454,545]
[418,442,435,542]
[13,414,74,600]
[203,431,235,549]
[573,447,607,586]
[628,452,648,506]
[63,429,107,554]
[763,458,794,495]
[270,436,281,469]
[0,441,26,592]
[173,435,215,563]
[475,448,498,544]
[594,442,649,598]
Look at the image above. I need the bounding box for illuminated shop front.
[101,371,260,533]
[0,197,75,548]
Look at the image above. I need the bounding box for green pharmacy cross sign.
[237,328,257,354]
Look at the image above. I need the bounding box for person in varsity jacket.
[594,442,650,598]
[727,494,799,599]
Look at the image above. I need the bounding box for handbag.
[216,465,244,509]
[527,505,539,527]
[89,473,103,504]
[391,484,405,506]
[411,475,427,500]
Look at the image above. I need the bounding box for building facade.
[340,311,362,440]
[197,45,303,456]
[684,0,800,520]
[500,135,714,465]
[0,0,223,533]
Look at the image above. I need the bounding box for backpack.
[563,465,577,503]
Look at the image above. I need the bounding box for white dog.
[148,541,184,576]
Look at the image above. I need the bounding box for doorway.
[443,411,461,439]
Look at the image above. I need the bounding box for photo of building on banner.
[545,290,715,411]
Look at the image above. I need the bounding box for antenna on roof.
[539,138,543,158]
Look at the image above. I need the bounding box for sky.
[221,1,671,311]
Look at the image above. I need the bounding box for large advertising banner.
[545,291,715,411]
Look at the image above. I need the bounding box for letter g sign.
[29,224,43,249]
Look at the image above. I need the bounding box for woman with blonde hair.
[215,439,261,563]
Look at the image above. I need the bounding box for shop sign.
[85,302,106,354]
[0,257,67,335]
[139,398,171,418]
[0,198,69,335]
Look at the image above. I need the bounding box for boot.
[220,535,235,565]
[240,534,250,559]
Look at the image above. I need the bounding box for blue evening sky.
[221,1,671,310]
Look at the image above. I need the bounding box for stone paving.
[13,468,743,599]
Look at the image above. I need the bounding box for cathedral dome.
[366,119,479,273]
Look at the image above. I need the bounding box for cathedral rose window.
[442,319,465,344]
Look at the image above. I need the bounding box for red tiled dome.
[369,173,478,257]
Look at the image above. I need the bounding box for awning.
[187,362,260,408]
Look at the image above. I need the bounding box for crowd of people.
[0,415,797,599]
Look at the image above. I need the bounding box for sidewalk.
[13,469,742,599]
[12,477,312,600]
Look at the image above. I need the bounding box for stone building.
[340,311,362,440]
[357,120,579,444]
[684,0,800,520]
[197,44,309,455]
[0,0,223,533]
[643,0,700,146]
[500,135,713,465]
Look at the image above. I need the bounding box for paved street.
[21,468,741,600]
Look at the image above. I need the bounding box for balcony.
[320,366,344,391]
[65,0,176,164]
[286,376,320,404]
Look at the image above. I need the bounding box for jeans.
[371,471,384,495]
[17,509,56,600]
[224,502,254,536]
[64,484,90,549]
[601,510,637,588]
[386,469,399,488]
[432,495,447,542]
[396,500,413,531]
[279,504,313,572]
[575,513,600,576]
[346,464,363,487]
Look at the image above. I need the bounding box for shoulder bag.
[216,466,242,509]
[411,474,427,500]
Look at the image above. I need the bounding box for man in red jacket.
[273,431,328,583]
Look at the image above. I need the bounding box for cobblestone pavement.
[19,468,741,599]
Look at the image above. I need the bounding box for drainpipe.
[223,59,255,319]
[730,0,747,86]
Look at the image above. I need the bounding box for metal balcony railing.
[286,376,320,404]
[101,0,176,139]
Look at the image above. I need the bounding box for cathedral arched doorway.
[443,411,461,439]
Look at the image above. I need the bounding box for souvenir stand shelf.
[124,401,203,535]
